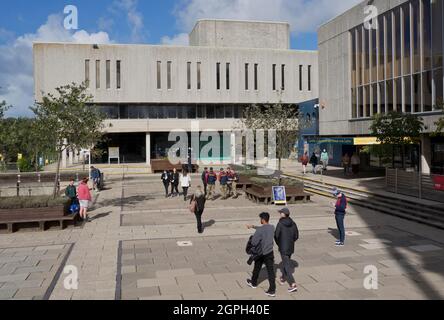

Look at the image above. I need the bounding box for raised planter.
[151,159,199,173]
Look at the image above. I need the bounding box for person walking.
[274,208,299,293]
[201,167,209,196]
[310,152,318,174]
[351,152,361,175]
[246,212,276,297]
[321,149,329,171]
[190,186,206,234]
[206,168,217,200]
[161,170,171,198]
[332,187,347,246]
[227,168,239,198]
[342,154,351,176]
[180,170,191,201]
[77,177,92,222]
[300,152,309,175]
[91,166,101,192]
[170,168,180,197]
[219,168,228,200]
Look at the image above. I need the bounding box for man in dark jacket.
[161,170,171,198]
[170,168,180,197]
[274,208,299,293]
[246,212,276,297]
[201,167,209,195]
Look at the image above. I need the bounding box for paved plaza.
[1,173,444,300]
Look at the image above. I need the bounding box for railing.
[386,168,444,203]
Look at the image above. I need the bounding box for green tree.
[370,112,425,168]
[240,99,300,183]
[0,101,11,169]
[31,82,106,197]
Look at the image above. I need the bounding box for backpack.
[69,203,80,215]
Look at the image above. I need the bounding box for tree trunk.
[52,149,62,199]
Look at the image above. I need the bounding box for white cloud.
[169,0,362,40]
[161,33,189,46]
[0,14,111,117]
[105,0,146,43]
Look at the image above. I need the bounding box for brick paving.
[0,174,443,300]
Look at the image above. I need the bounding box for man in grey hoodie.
[246,212,276,297]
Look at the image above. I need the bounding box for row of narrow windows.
[85,59,312,92]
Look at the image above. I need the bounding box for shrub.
[0,196,68,210]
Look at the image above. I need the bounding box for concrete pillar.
[68,150,74,166]
[61,139,68,169]
[146,133,151,165]
[230,132,236,165]
[421,135,432,175]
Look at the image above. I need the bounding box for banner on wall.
[434,176,444,191]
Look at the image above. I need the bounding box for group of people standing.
[161,168,192,201]
[65,177,93,222]
[300,149,330,175]
[201,167,239,200]
[341,153,361,176]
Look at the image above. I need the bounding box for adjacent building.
[34,19,318,166]
[318,0,444,174]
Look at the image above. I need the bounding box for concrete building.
[318,0,444,174]
[34,19,318,167]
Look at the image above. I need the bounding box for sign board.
[433,176,444,191]
[272,186,287,205]
[17,153,23,160]
[307,137,354,145]
[108,147,120,164]
[354,137,380,146]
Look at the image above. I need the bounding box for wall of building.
[318,0,443,136]
[34,43,318,106]
[189,19,290,50]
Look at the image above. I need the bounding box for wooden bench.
[0,206,79,233]
[245,185,312,205]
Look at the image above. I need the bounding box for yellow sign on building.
[17,153,23,160]
[354,137,380,146]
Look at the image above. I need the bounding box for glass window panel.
[272,64,277,90]
[216,63,221,90]
[378,16,385,81]
[197,62,201,90]
[423,70,433,111]
[432,0,443,69]
[386,12,393,79]
[225,105,233,118]
[206,105,215,119]
[434,68,443,108]
[95,60,100,89]
[167,106,177,118]
[364,28,370,84]
[197,105,205,118]
[386,80,394,112]
[99,106,119,119]
[365,85,371,117]
[85,60,90,87]
[358,86,364,117]
[226,63,230,90]
[372,83,378,115]
[116,61,121,89]
[394,7,402,77]
[254,64,258,90]
[423,0,432,71]
[157,61,161,89]
[413,73,422,112]
[215,105,225,119]
[403,4,411,75]
[281,64,285,91]
[299,65,303,90]
[187,62,191,90]
[119,105,128,119]
[371,27,377,82]
[357,28,362,86]
[186,105,196,119]
[149,106,158,119]
[245,63,249,90]
[106,60,111,89]
[308,65,312,91]
[404,76,412,113]
[139,106,149,119]
[351,30,357,88]
[352,88,357,118]
[234,105,241,118]
[395,77,402,112]
[167,61,172,90]
[128,106,139,119]
[379,82,386,114]
[412,0,421,73]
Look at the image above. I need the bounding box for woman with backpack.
[190,186,206,234]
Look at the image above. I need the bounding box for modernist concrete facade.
[318,0,444,174]
[34,20,318,165]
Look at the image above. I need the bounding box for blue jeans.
[335,213,346,243]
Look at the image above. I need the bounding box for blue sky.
[0,0,362,116]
